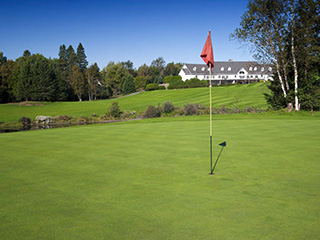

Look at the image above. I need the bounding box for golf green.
[0,116,319,239]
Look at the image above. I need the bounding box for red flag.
[200,31,214,69]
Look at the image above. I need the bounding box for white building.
[179,60,273,84]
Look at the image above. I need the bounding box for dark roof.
[183,62,273,75]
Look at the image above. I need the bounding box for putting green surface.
[1,115,319,239]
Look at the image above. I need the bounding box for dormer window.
[268,67,272,71]
[193,67,197,71]
[228,67,231,71]
[221,67,224,71]
[201,67,205,71]
[254,67,257,71]
[249,67,253,71]
[261,67,264,71]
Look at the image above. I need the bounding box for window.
[193,67,197,71]
[218,75,221,78]
[254,67,257,71]
[228,67,231,71]
[249,67,253,71]
[239,71,245,74]
[261,67,264,71]
[268,67,272,71]
[221,67,224,71]
[201,67,205,71]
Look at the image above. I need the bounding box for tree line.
[0,45,182,103]
[231,0,319,111]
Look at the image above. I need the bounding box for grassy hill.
[0,82,270,123]
[0,115,319,239]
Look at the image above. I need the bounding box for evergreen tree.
[121,75,136,95]
[66,45,77,100]
[57,44,69,100]
[0,52,9,103]
[76,43,88,71]
[23,50,31,58]
[10,54,57,101]
[66,45,77,76]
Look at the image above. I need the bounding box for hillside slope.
[0,82,270,123]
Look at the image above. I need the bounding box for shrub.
[163,101,175,113]
[185,78,207,88]
[77,117,88,124]
[121,110,137,119]
[143,105,161,118]
[56,115,73,121]
[109,102,121,118]
[183,104,198,115]
[19,117,31,125]
[145,83,165,91]
[163,76,183,84]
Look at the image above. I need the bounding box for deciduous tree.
[71,65,85,101]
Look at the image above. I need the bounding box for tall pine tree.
[57,44,69,100]
[76,43,88,71]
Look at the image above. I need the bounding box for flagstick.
[209,63,213,174]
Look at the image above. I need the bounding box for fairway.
[0,82,269,123]
[1,116,319,239]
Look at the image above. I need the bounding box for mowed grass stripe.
[0,116,319,239]
[0,82,270,123]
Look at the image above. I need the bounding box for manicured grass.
[0,82,270,123]
[1,115,319,239]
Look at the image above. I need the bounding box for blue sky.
[1,0,252,69]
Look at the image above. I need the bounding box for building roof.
[182,62,273,75]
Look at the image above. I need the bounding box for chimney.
[228,59,233,62]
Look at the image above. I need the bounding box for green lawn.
[1,115,319,239]
[0,82,270,123]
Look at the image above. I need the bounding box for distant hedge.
[145,83,165,91]
[164,77,207,89]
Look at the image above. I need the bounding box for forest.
[0,45,182,103]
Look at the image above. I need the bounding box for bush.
[121,110,137,119]
[185,78,207,88]
[167,77,206,89]
[19,117,31,125]
[109,102,121,118]
[55,115,73,121]
[145,83,165,91]
[143,105,161,118]
[163,101,175,113]
[183,104,199,115]
[77,116,88,124]
[163,76,183,84]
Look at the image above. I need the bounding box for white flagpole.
[209,63,213,174]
